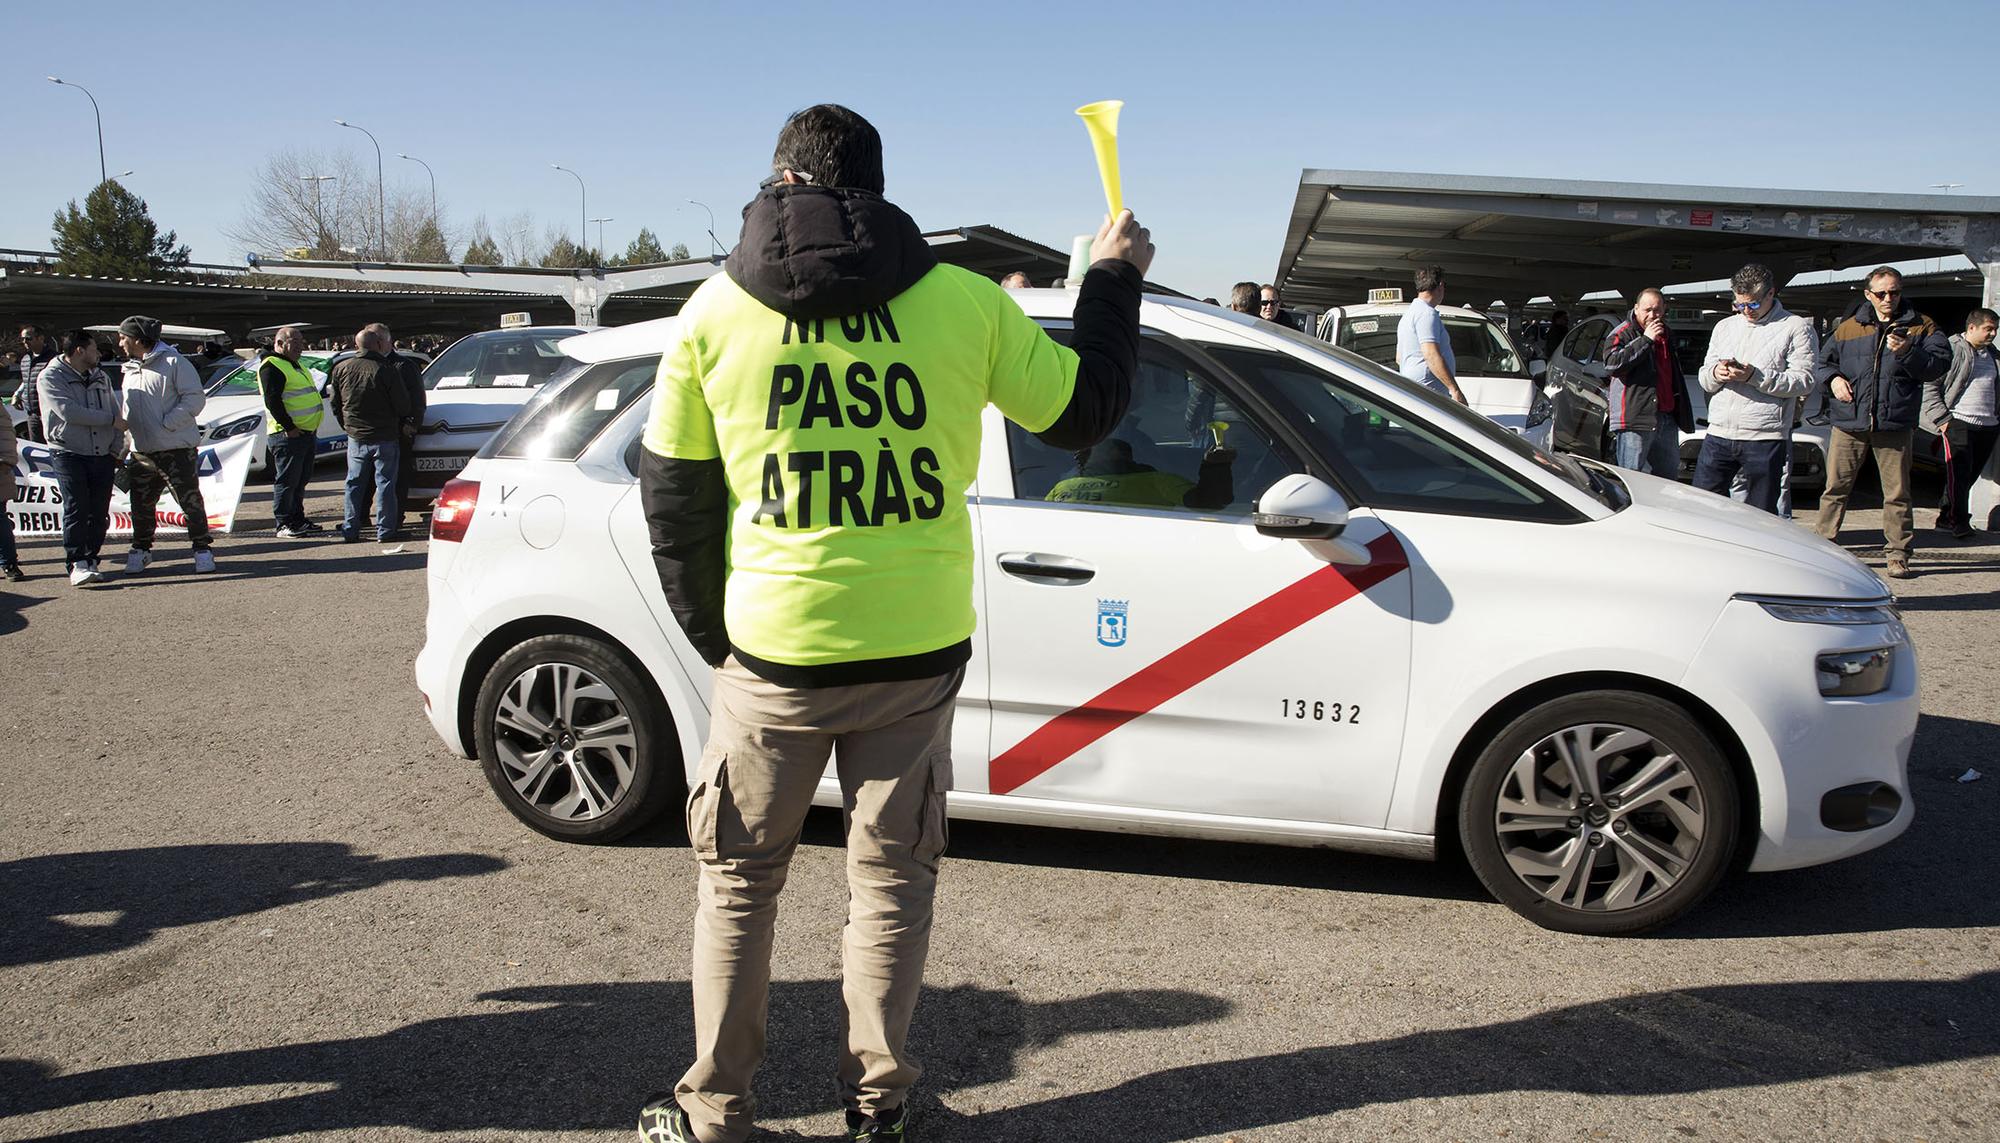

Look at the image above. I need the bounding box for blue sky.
[7,0,1996,300]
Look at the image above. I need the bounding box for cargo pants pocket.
[911,749,952,869]
[686,751,728,862]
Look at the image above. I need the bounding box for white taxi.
[414,292,1917,935]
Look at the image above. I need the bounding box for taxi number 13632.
[1280,699,1359,724]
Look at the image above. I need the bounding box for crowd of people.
[1591,261,1993,579]
[0,317,432,585]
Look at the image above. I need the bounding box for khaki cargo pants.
[674,656,961,1143]
[1815,428,1914,559]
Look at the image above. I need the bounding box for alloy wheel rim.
[492,662,637,823]
[1493,722,1706,912]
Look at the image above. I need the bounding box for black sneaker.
[2,564,23,582]
[636,1093,698,1142]
[847,1102,910,1141]
[298,520,326,534]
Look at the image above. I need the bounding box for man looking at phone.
[1694,263,1817,513]
[1813,266,1950,577]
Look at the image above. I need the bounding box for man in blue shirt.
[1395,265,1467,403]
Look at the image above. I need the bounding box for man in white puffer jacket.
[117,315,216,574]
[1693,263,1818,514]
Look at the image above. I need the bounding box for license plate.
[413,455,468,472]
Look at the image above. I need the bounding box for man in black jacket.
[1601,288,1694,478]
[327,329,412,543]
[635,104,1150,1143]
[1813,267,1951,577]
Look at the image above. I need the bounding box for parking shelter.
[1273,170,2000,325]
[1272,169,2000,525]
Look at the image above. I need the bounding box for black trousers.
[1938,419,2000,531]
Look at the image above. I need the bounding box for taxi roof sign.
[1368,287,1404,305]
[499,312,533,329]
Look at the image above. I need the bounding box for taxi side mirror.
[1254,474,1350,540]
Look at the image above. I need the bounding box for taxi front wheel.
[1458,691,1739,936]
[473,634,677,843]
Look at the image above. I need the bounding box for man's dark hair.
[1866,265,1903,286]
[20,324,43,340]
[1968,307,1998,329]
[1413,265,1446,294]
[1731,263,1777,297]
[771,104,884,194]
[1228,282,1260,313]
[59,329,98,354]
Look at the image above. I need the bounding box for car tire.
[1458,690,1739,935]
[473,634,678,843]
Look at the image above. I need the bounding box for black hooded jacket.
[640,185,1143,685]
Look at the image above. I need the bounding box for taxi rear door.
[970,334,1413,829]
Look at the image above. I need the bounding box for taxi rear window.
[488,355,659,461]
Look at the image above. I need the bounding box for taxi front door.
[971,377,1414,830]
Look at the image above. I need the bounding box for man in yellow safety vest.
[259,325,326,537]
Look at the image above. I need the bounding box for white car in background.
[405,325,584,504]
[197,353,340,472]
[1318,301,1555,450]
[415,291,1916,935]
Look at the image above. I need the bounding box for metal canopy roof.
[1275,170,2000,310]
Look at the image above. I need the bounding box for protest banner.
[5,435,258,537]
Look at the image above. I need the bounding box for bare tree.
[229,148,447,260]
[495,212,546,266]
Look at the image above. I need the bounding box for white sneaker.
[125,550,152,574]
[70,563,104,588]
[193,550,217,574]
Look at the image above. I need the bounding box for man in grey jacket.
[1924,307,2000,539]
[37,330,126,586]
[116,316,215,574]
[1693,264,1817,514]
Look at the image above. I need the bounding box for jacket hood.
[725,185,937,319]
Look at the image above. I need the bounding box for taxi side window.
[1006,334,1302,517]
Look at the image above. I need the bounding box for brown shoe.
[1885,558,1913,579]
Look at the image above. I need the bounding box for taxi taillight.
[431,478,479,543]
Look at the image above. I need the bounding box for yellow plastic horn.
[1074,100,1124,219]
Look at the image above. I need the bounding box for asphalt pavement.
[2,476,1997,1142]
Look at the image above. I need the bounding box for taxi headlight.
[1754,599,1900,626]
[1816,647,1894,697]
[208,413,262,440]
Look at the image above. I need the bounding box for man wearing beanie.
[117,316,216,574]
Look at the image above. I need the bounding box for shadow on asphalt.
[0,981,1228,1141]
[0,843,508,969]
[2,974,1992,1142]
[1666,712,2000,939]
[85,551,426,586]
[0,589,50,635]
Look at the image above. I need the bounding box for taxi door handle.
[997,553,1095,586]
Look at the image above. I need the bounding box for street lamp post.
[590,217,614,258]
[552,164,587,261]
[334,119,386,259]
[46,76,107,187]
[687,199,721,256]
[399,153,438,225]
[300,174,336,252]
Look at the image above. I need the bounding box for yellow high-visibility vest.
[262,355,324,434]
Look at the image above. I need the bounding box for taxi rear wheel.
[473,634,677,843]
[1458,690,1738,936]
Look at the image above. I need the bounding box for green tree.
[669,241,691,260]
[611,227,668,266]
[541,236,598,269]
[51,181,191,277]
[462,233,502,264]
[407,218,450,263]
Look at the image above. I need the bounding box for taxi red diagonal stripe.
[988,533,1408,795]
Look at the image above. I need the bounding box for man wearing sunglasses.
[1813,266,1951,578]
[1693,264,1817,513]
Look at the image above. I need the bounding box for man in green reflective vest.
[260,325,326,537]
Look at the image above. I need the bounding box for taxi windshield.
[1337,311,1530,379]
